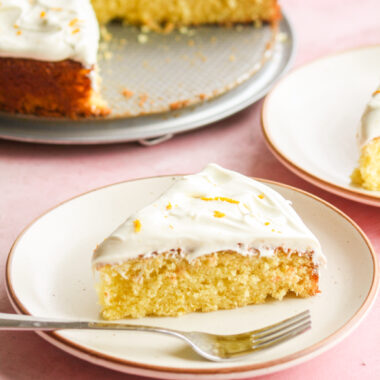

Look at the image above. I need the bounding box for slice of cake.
[0,0,109,118]
[351,85,380,191]
[0,0,280,118]
[93,164,325,320]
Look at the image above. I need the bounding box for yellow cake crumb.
[213,210,225,218]
[138,94,148,107]
[96,250,319,320]
[351,138,380,191]
[91,0,280,28]
[137,34,148,44]
[122,89,134,99]
[170,100,189,110]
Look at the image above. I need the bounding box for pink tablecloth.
[0,1,379,379]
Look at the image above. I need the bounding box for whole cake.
[0,0,280,119]
[93,164,326,320]
[351,85,380,191]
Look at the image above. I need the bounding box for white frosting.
[358,85,380,147]
[0,0,99,66]
[93,164,326,268]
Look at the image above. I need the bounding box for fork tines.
[252,310,311,351]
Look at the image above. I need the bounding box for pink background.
[0,0,379,378]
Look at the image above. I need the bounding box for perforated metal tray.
[0,12,295,145]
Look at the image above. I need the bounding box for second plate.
[262,45,380,207]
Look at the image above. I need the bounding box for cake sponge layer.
[0,58,109,118]
[91,0,280,27]
[351,138,380,191]
[96,250,319,320]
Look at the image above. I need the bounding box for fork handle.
[0,312,184,338]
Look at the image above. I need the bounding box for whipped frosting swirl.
[0,0,98,66]
[93,164,326,268]
[358,85,380,147]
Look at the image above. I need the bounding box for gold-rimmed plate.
[262,45,380,207]
[6,174,379,378]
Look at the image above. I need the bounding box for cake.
[0,0,280,119]
[93,164,326,320]
[351,85,380,191]
[91,0,281,28]
[0,1,109,118]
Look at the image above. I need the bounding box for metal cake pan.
[0,12,295,145]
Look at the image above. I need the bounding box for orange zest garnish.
[213,211,225,218]
[258,194,265,199]
[133,219,141,232]
[166,202,172,210]
[16,30,22,36]
[40,11,46,18]
[72,28,80,35]
[69,18,79,27]
[199,196,239,204]
[264,222,270,226]
[373,90,380,96]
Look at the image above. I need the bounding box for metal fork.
[0,310,311,361]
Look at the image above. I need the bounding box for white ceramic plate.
[6,176,378,379]
[261,45,380,207]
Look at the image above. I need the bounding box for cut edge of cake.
[91,0,281,28]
